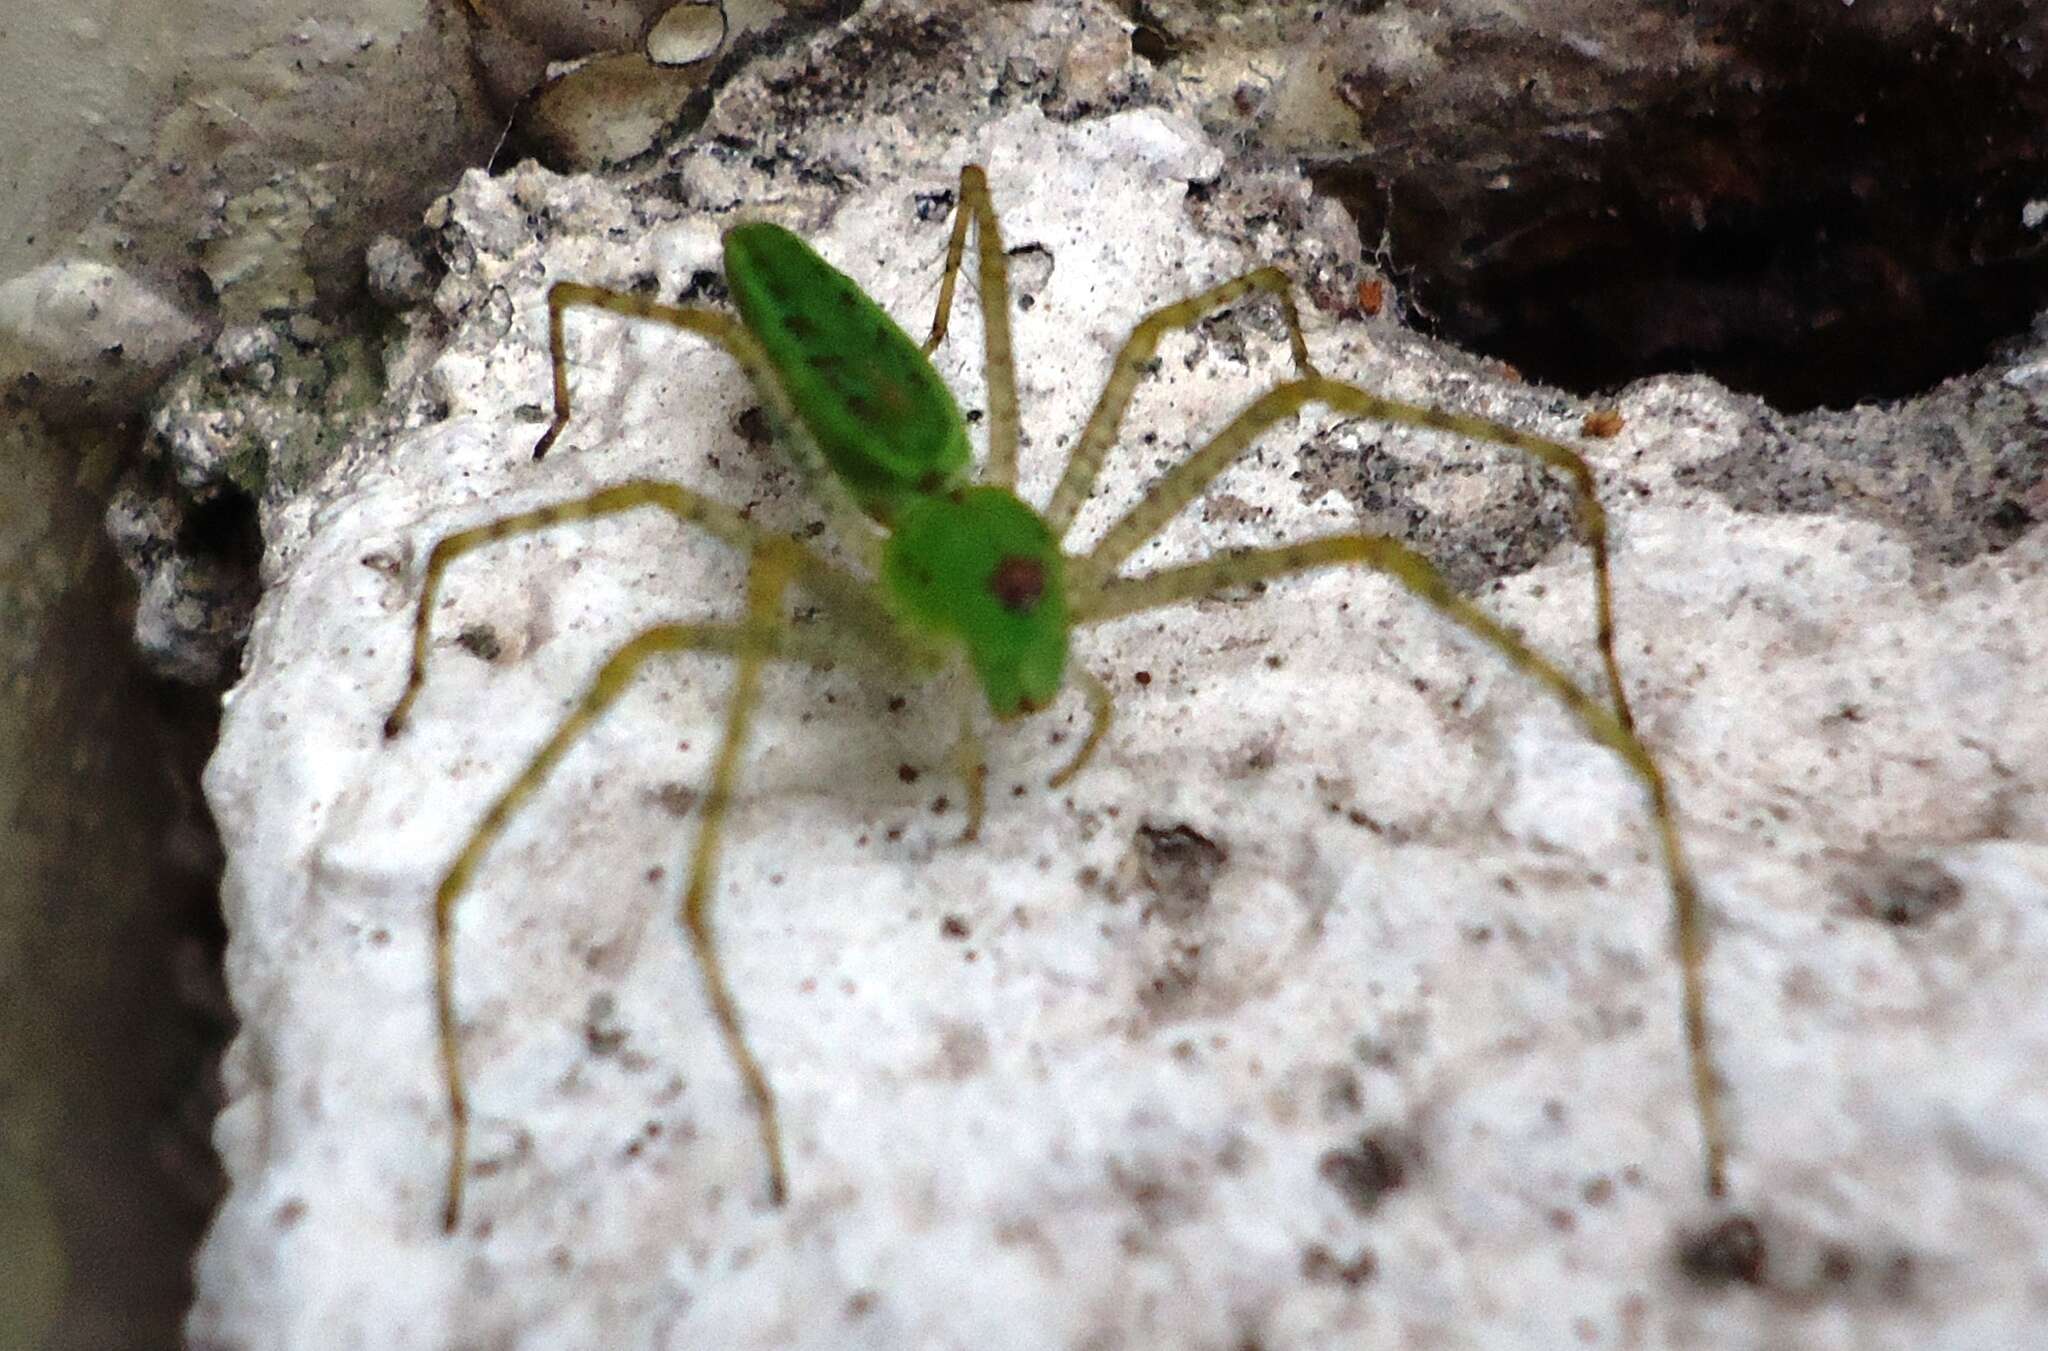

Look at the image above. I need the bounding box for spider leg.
[431,542,819,1231]
[679,539,805,1212]
[920,165,1021,489]
[1047,665,1113,789]
[949,696,989,842]
[383,479,895,740]
[529,280,881,570]
[1042,267,1315,538]
[941,659,1109,835]
[1075,375,1639,733]
[1072,535,1725,1200]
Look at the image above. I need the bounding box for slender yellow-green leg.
[948,701,989,842]
[1076,375,1639,733]
[1047,665,1113,789]
[528,280,881,571]
[1041,267,1316,538]
[383,479,899,741]
[919,165,1021,489]
[1073,535,1725,1200]
[429,600,812,1232]
[680,538,805,1209]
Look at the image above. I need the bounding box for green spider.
[383,166,1724,1232]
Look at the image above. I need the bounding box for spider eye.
[989,556,1045,613]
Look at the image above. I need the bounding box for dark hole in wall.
[1316,17,2048,412]
[1129,4,1186,65]
[176,486,264,579]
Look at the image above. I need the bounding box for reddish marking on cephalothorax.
[989,556,1046,613]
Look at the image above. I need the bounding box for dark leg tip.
[533,424,563,461]
[383,712,405,740]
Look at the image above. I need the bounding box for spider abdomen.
[724,222,972,522]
